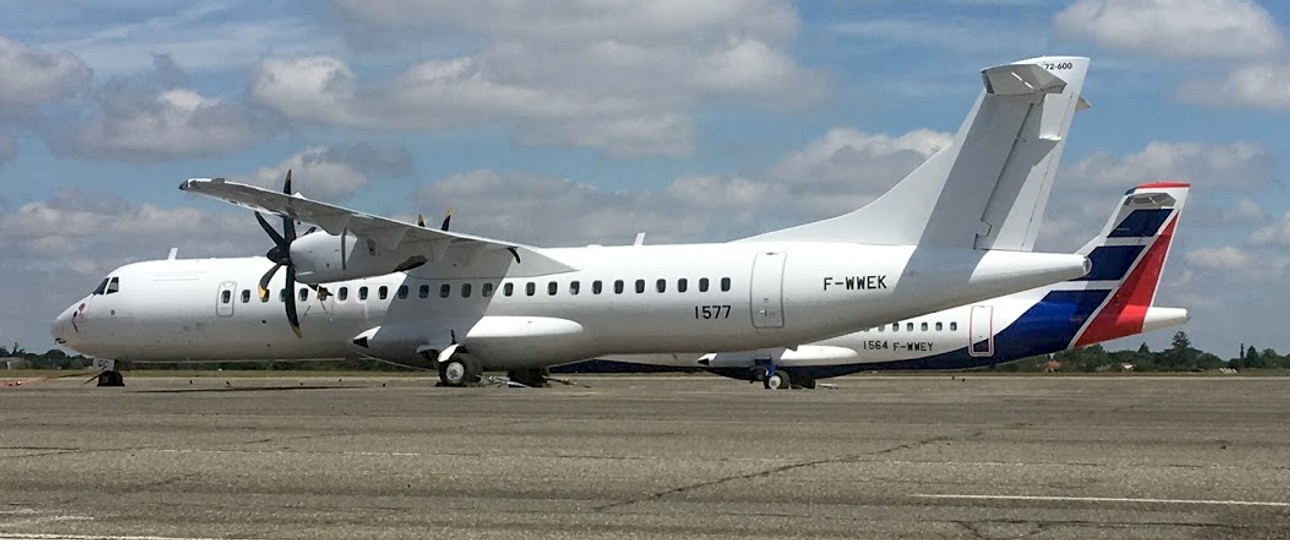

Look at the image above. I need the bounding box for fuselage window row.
[266,276,737,305]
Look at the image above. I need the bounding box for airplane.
[594,182,1191,388]
[50,56,1094,388]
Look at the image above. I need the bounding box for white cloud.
[252,0,824,158]
[1177,63,1290,110]
[241,143,413,202]
[1054,0,1285,59]
[58,55,272,162]
[1185,245,1290,277]
[1061,141,1276,190]
[0,35,92,109]
[68,89,271,161]
[1250,211,1290,247]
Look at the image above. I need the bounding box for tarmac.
[1,374,1289,539]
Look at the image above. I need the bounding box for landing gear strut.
[96,370,124,387]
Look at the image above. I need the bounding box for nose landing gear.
[751,364,816,390]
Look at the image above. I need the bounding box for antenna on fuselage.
[166,247,179,260]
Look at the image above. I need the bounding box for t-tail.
[742,56,1090,249]
[1016,181,1191,350]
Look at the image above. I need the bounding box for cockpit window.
[105,277,120,295]
[91,278,109,295]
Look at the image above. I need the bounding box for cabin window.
[699,278,709,292]
[548,281,558,296]
[397,285,408,300]
[677,278,688,293]
[593,280,603,294]
[462,283,472,298]
[359,286,369,301]
[635,279,645,294]
[526,282,536,296]
[891,323,899,332]
[279,289,288,303]
[338,287,349,301]
[241,290,251,303]
[299,289,308,302]
[720,277,731,292]
[656,279,667,293]
[378,286,389,300]
[106,277,120,295]
[614,280,624,294]
[483,283,494,297]
[906,323,914,332]
[920,322,928,331]
[419,284,430,299]
[877,325,884,333]
[935,322,943,331]
[221,290,232,304]
[570,281,580,295]
[950,322,958,331]
[440,284,451,298]
[504,283,515,297]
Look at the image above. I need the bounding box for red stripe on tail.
[1074,216,1179,347]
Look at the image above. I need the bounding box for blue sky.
[2,0,1288,358]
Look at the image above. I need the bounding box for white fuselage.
[52,241,1088,370]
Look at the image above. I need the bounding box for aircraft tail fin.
[1068,181,1191,347]
[741,56,1090,249]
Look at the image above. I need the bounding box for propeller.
[252,169,315,338]
[416,208,452,231]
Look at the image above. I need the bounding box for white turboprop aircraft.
[51,56,1093,387]
[594,182,1191,388]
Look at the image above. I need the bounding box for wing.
[179,178,573,273]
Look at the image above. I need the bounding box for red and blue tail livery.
[591,182,1190,388]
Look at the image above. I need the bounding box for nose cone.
[51,305,76,345]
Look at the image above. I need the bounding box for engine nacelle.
[290,231,427,284]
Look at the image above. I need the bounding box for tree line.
[4,332,1290,373]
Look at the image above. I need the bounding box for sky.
[1,0,1287,358]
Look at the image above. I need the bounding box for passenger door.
[216,281,237,317]
[968,304,993,357]
[749,252,786,329]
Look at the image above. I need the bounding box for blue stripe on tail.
[1075,245,1144,281]
[1109,209,1171,238]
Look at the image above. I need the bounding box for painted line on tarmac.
[914,493,1290,507]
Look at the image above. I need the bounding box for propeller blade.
[258,263,282,300]
[285,265,302,338]
[281,170,297,242]
[254,212,287,248]
[309,284,331,301]
[440,208,453,231]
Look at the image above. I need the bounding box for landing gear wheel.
[798,376,817,390]
[438,357,481,387]
[763,370,790,390]
[97,370,124,387]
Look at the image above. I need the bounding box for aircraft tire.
[439,357,480,387]
[507,368,549,388]
[763,371,790,390]
[97,370,124,387]
[798,376,817,390]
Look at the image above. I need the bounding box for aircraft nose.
[51,306,75,344]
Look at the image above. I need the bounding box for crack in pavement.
[593,433,963,512]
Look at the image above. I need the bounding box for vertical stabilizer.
[741,57,1090,249]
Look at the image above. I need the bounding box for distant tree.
[1137,343,1151,354]
[1161,331,1198,370]
[0,346,8,357]
[1244,345,1266,369]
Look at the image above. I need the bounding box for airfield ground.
[1,375,1288,539]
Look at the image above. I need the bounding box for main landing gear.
[507,368,551,388]
[96,370,125,387]
[751,365,817,390]
[437,356,482,387]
